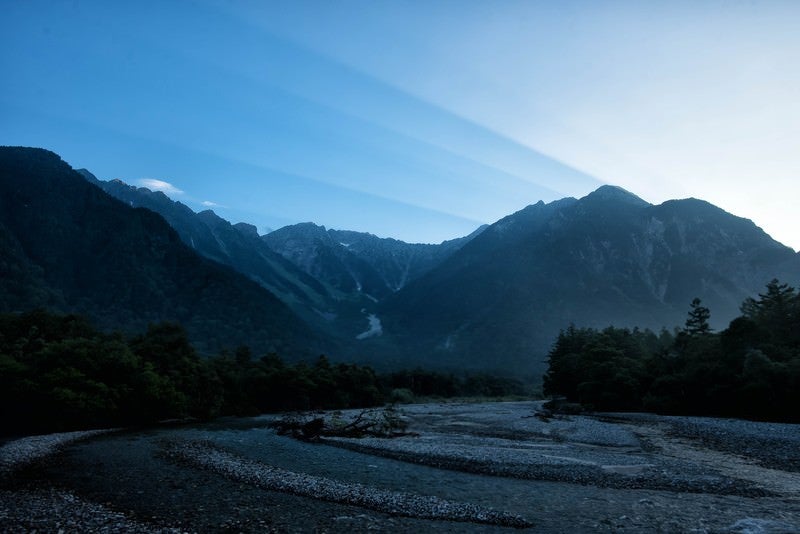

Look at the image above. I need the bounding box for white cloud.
[201,200,230,209]
[137,178,184,195]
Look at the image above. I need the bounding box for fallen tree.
[270,406,413,442]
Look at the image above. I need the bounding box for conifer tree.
[684,298,711,336]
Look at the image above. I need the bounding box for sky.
[1,1,798,250]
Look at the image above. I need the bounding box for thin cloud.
[200,200,230,209]
[137,178,184,195]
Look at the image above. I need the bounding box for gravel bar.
[0,487,182,533]
[322,434,766,496]
[0,429,116,475]
[164,438,532,529]
[0,428,186,533]
[313,403,772,497]
[667,417,800,472]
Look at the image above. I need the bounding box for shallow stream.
[32,404,800,532]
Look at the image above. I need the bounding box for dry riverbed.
[1,401,799,532]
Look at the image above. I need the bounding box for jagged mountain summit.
[375,185,800,377]
[0,147,322,357]
[82,172,482,343]
[261,222,485,300]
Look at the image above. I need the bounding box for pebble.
[164,439,532,529]
[0,429,115,475]
[0,487,183,533]
[3,402,800,532]
[0,428,186,533]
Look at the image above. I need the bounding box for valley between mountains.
[69,148,800,378]
[2,146,799,379]
[1,145,798,388]
[2,146,800,531]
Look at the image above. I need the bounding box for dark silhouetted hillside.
[378,185,800,377]
[0,147,322,358]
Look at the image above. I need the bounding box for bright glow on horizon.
[228,0,800,250]
[2,1,799,249]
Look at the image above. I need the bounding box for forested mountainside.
[0,147,322,358]
[83,172,482,343]
[4,146,798,381]
[377,186,800,377]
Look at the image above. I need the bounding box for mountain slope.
[80,172,341,327]
[378,185,800,377]
[262,223,484,300]
[263,222,390,300]
[328,227,485,292]
[83,172,481,348]
[0,147,321,357]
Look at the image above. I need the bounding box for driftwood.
[270,406,413,442]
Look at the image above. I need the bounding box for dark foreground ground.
[1,401,799,532]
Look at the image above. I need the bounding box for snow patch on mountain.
[356,314,383,340]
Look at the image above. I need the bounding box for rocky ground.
[1,402,799,532]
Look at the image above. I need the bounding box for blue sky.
[2,1,799,249]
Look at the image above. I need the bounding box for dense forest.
[544,279,800,422]
[0,310,525,437]
[4,277,796,436]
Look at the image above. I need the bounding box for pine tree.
[684,298,711,336]
[741,279,796,324]
[741,279,799,349]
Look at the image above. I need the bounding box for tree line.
[0,310,525,436]
[544,279,800,422]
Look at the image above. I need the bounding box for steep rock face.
[262,223,483,300]
[233,222,260,239]
[378,186,800,377]
[262,223,387,299]
[328,228,483,292]
[1,147,322,358]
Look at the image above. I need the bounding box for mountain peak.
[233,222,260,239]
[284,222,329,239]
[583,185,650,207]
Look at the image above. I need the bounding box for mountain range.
[82,170,479,345]
[375,185,800,376]
[0,147,321,358]
[80,171,341,329]
[2,146,798,379]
